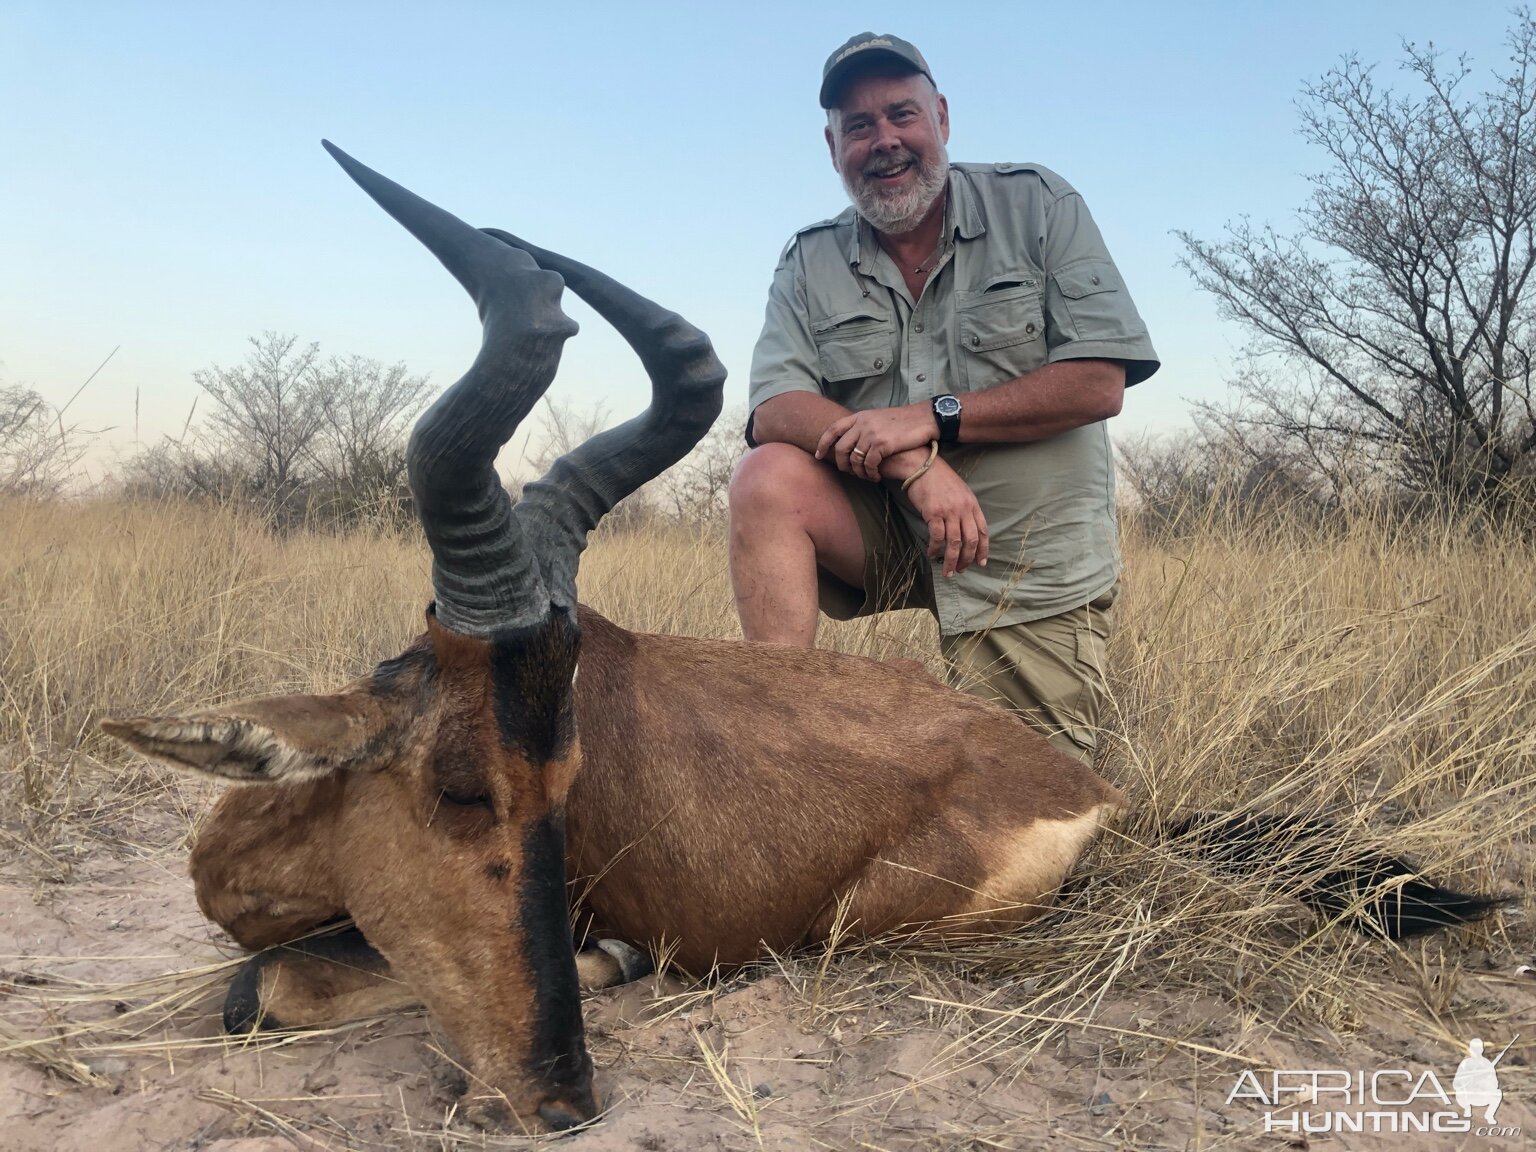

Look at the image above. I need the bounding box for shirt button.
[914,322,924,332]
[917,373,926,382]
[1091,275,1101,285]
[970,334,980,346]
[1025,322,1036,334]
[874,358,885,370]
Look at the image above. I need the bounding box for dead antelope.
[101,144,1506,1134]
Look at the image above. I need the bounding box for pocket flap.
[958,289,1043,353]
[811,308,886,335]
[814,317,897,383]
[1055,261,1120,300]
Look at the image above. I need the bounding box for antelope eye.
[430,786,498,840]
[438,787,493,811]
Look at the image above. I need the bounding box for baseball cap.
[819,32,933,109]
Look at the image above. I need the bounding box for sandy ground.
[2,802,1532,1151]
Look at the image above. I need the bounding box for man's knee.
[729,442,823,521]
[729,443,869,593]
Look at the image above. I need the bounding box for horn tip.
[320,139,354,168]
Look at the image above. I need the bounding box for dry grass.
[1,494,1533,1148]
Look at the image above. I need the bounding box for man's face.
[826,68,950,235]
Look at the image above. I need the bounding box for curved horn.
[322,142,579,635]
[481,229,727,609]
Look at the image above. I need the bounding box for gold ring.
[852,448,866,458]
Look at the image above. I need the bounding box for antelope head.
[102,144,724,1131]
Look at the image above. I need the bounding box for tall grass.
[1,493,1531,1125]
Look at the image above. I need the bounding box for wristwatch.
[932,393,962,444]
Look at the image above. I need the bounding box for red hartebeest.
[101,144,1504,1134]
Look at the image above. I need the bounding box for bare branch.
[1178,10,1536,504]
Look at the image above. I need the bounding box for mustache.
[862,150,919,178]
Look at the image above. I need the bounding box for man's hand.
[815,403,937,481]
[902,457,989,578]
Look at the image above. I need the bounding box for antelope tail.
[1169,811,1515,940]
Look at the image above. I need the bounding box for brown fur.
[104,603,1121,1129]
[565,611,1119,970]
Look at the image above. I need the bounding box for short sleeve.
[1040,191,1160,386]
[746,248,824,441]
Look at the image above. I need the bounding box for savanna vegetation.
[5,12,1536,1147]
[0,490,1530,1147]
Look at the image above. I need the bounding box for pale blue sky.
[0,1,1522,478]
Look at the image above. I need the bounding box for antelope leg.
[224,925,418,1033]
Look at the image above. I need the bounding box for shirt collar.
[950,167,986,240]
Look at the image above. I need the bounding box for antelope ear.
[101,692,389,783]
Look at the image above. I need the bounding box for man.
[729,33,1158,762]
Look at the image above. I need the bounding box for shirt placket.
[909,248,969,634]
[906,244,953,407]
[858,221,970,634]
[858,234,914,404]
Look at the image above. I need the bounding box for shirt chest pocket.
[1053,260,1124,343]
[956,280,1046,392]
[812,310,899,405]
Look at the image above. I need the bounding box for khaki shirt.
[748,163,1159,635]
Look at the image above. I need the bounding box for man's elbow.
[747,400,783,446]
[748,393,808,445]
[1093,364,1126,421]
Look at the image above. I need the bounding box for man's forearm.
[753,357,1123,487]
[750,392,851,454]
[752,393,934,481]
[954,358,1125,443]
[813,358,1123,450]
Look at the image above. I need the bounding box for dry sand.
[2,800,1530,1151]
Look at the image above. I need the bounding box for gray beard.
[842,141,950,235]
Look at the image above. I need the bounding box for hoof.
[595,938,653,983]
[537,1099,593,1132]
[224,949,283,1033]
[221,924,384,1034]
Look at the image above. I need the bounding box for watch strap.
[932,394,961,444]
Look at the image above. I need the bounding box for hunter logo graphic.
[1455,1038,1503,1124]
[1226,1035,1520,1137]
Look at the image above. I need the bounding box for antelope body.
[163,605,1117,984]
[102,144,1498,1134]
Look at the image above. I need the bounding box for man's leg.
[940,587,1118,764]
[728,443,868,645]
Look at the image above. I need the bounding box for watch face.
[935,395,961,418]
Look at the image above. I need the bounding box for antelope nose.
[537,1096,595,1132]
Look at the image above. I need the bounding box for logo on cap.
[835,37,894,65]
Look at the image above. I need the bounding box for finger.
[976,512,990,567]
[926,516,946,561]
[861,446,883,479]
[848,437,880,479]
[957,513,979,574]
[815,417,853,461]
[943,515,962,578]
[835,429,865,472]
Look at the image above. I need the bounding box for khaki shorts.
[817,474,1116,764]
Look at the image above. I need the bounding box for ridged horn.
[323,142,579,635]
[481,228,727,608]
